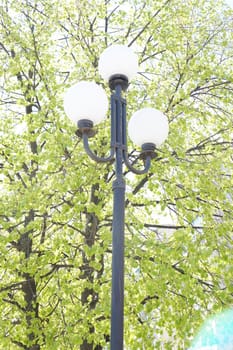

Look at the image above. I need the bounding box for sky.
[225,0,233,7]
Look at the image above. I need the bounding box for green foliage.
[0,0,233,349]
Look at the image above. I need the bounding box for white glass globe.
[98,45,138,82]
[128,108,169,147]
[64,81,108,125]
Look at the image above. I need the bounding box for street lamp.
[64,44,169,350]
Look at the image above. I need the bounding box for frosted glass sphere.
[64,81,108,125]
[128,108,169,147]
[98,45,138,81]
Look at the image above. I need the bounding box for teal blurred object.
[189,309,233,349]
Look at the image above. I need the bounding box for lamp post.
[64,45,169,350]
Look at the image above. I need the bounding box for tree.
[0,0,233,349]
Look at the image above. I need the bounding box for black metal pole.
[110,83,125,350]
[78,77,153,349]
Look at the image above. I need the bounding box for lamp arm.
[123,149,151,175]
[82,133,115,163]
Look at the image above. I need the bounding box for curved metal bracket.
[83,133,115,163]
[76,119,115,163]
[123,151,152,174]
[122,144,156,175]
